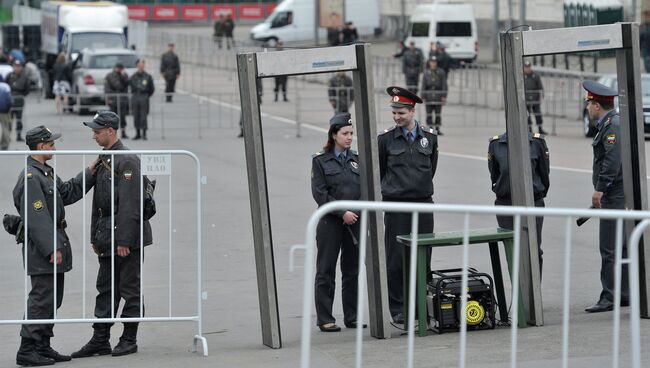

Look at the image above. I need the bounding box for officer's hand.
[49,250,62,265]
[117,245,131,258]
[89,158,99,174]
[592,191,604,209]
[92,244,101,255]
[342,211,358,225]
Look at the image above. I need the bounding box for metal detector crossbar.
[501,22,649,324]
[237,44,390,349]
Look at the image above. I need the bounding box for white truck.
[40,0,128,98]
[250,0,380,46]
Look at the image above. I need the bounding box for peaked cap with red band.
[583,79,617,104]
[386,86,423,108]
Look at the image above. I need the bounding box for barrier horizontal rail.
[291,200,644,368]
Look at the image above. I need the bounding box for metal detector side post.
[237,53,282,349]
[499,30,543,326]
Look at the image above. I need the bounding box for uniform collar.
[498,132,534,142]
[596,109,616,129]
[27,156,53,176]
[394,122,420,140]
[105,139,125,151]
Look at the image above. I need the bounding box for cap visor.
[51,132,62,141]
[83,121,105,129]
[390,102,414,108]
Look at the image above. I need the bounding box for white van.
[250,0,380,46]
[405,2,478,62]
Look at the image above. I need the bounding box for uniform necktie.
[339,154,345,164]
[407,131,414,143]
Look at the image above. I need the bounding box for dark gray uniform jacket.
[91,140,152,257]
[104,70,129,106]
[13,157,91,275]
[378,123,439,200]
[311,149,361,217]
[402,48,424,77]
[488,132,550,200]
[592,110,623,193]
[328,74,354,113]
[421,68,448,102]
[6,71,29,107]
[160,51,180,80]
[130,72,154,97]
[524,72,543,102]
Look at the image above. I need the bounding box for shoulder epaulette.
[379,126,396,135]
[349,149,358,155]
[428,127,435,134]
[26,170,33,179]
[311,150,325,158]
[489,135,499,142]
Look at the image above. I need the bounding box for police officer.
[421,57,448,135]
[402,42,424,94]
[378,86,438,323]
[524,62,547,135]
[160,43,180,103]
[487,131,550,274]
[129,59,154,140]
[582,80,628,313]
[273,42,289,102]
[13,126,93,366]
[105,62,130,139]
[6,59,29,142]
[72,111,153,358]
[328,72,354,113]
[311,112,365,332]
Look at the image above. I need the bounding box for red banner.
[152,5,179,21]
[266,3,278,15]
[238,4,265,20]
[128,5,149,20]
[182,5,208,21]
[211,5,235,19]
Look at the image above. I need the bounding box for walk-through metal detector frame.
[237,44,391,348]
[501,22,650,324]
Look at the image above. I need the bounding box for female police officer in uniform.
[311,112,365,332]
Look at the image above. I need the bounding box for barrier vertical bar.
[561,217,573,368]
[612,218,624,368]
[169,158,173,317]
[82,155,87,318]
[140,154,144,319]
[354,210,369,368]
[406,211,419,368]
[510,215,522,368]
[53,155,58,319]
[111,153,115,319]
[23,156,28,319]
[459,213,471,368]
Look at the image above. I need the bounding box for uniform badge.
[26,172,32,178]
[350,161,358,169]
[393,96,399,102]
[123,169,133,181]
[420,137,429,148]
[606,134,616,145]
[143,80,148,85]
[33,200,43,212]
[392,87,400,94]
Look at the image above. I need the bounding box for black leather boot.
[71,324,112,358]
[121,130,129,139]
[274,92,278,102]
[133,129,141,140]
[16,337,55,366]
[142,129,147,140]
[16,132,24,142]
[283,93,289,102]
[112,323,138,356]
[36,337,71,362]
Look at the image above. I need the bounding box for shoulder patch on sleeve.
[379,126,397,135]
[429,128,435,134]
[122,169,134,181]
[26,171,33,179]
[489,135,499,142]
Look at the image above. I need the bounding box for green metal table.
[396,227,526,337]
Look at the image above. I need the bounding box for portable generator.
[426,268,496,333]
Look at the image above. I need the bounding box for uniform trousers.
[20,273,65,341]
[315,215,359,325]
[109,98,128,130]
[0,112,11,149]
[10,106,23,133]
[526,102,543,127]
[495,198,545,275]
[131,95,149,131]
[404,74,419,95]
[383,198,433,317]
[599,186,629,303]
[164,77,176,101]
[274,77,287,96]
[93,250,143,328]
[425,102,442,127]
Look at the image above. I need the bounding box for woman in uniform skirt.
[311,112,366,332]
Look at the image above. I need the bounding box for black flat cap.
[115,62,124,69]
[330,112,352,126]
[83,110,120,130]
[386,86,423,108]
[25,125,61,147]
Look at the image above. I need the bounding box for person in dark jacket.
[52,53,71,114]
[213,14,226,49]
[378,86,438,324]
[129,59,154,140]
[582,80,628,313]
[6,59,30,142]
[311,112,365,332]
[72,111,153,358]
[13,126,94,367]
[0,77,12,150]
[524,62,547,134]
[273,41,289,102]
[432,42,452,76]
[340,21,358,44]
[160,43,180,103]
[105,62,130,139]
[487,131,549,275]
[328,72,354,113]
[421,57,448,135]
[402,42,424,94]
[224,14,235,49]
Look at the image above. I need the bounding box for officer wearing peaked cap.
[311,112,364,332]
[582,79,628,313]
[378,86,438,324]
[12,126,95,366]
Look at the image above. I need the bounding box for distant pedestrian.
[402,42,424,94]
[524,61,547,135]
[641,24,650,73]
[328,72,354,113]
[327,27,341,46]
[433,42,452,76]
[0,55,12,80]
[340,22,358,44]
[6,59,30,142]
[52,52,71,114]
[421,57,447,135]
[273,42,289,102]
[393,41,406,58]
[213,14,226,48]
[0,77,11,150]
[105,62,130,139]
[224,14,236,49]
[160,43,180,103]
[129,59,154,140]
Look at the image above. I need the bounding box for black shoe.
[237,131,244,138]
[16,135,24,142]
[16,351,55,366]
[37,346,71,362]
[344,321,367,329]
[142,136,147,141]
[121,132,129,139]
[538,127,548,135]
[71,340,112,358]
[585,299,614,313]
[318,323,341,332]
[133,135,141,140]
[111,339,138,356]
[283,97,289,102]
[392,313,405,324]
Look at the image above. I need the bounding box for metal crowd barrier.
[0,150,207,356]
[290,201,644,368]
